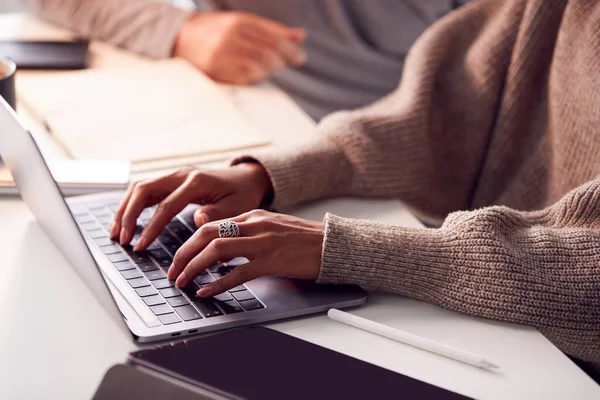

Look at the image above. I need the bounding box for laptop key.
[162,242,180,255]
[152,279,174,289]
[159,287,182,298]
[239,298,264,311]
[208,263,226,272]
[121,269,143,280]
[192,298,223,318]
[75,215,95,224]
[130,252,152,264]
[128,277,151,288]
[69,206,89,217]
[175,305,203,321]
[158,233,178,245]
[93,237,114,247]
[154,258,172,269]
[166,296,189,307]
[194,274,215,285]
[158,313,181,325]
[232,290,255,302]
[80,221,103,231]
[146,241,162,251]
[143,295,166,307]
[228,285,246,293]
[87,229,107,239]
[107,253,128,263]
[113,261,135,271]
[150,304,173,316]
[149,248,170,262]
[135,286,158,297]
[138,262,158,273]
[100,244,121,255]
[213,292,233,302]
[212,266,231,279]
[145,269,167,281]
[180,282,200,298]
[216,300,244,314]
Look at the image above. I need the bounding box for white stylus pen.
[327,309,499,370]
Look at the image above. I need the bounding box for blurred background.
[1,0,23,13]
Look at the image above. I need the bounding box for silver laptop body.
[0,98,367,342]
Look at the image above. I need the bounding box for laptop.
[0,97,367,342]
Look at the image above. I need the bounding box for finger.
[133,183,196,252]
[110,183,136,239]
[286,27,307,42]
[234,60,269,85]
[242,21,306,66]
[276,38,307,66]
[193,199,238,228]
[234,38,286,73]
[175,236,262,287]
[116,169,189,243]
[120,183,162,245]
[169,214,252,280]
[197,262,262,297]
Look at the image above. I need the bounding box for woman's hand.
[168,210,323,297]
[110,163,273,251]
[174,11,307,85]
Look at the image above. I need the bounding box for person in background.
[108,0,600,381]
[22,0,468,120]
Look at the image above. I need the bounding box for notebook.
[16,60,270,164]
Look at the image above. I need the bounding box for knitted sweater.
[233,0,600,377]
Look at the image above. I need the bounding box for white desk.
[0,197,598,399]
[0,11,598,400]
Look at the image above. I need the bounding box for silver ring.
[218,221,240,238]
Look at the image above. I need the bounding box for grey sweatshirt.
[23,0,466,119]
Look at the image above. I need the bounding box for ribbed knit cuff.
[231,137,354,210]
[318,213,459,301]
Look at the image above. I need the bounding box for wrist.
[237,162,274,208]
[173,12,207,58]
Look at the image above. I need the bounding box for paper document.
[0,159,130,196]
[16,60,270,163]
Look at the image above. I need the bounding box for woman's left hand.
[167,210,323,297]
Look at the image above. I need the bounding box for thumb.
[194,204,226,228]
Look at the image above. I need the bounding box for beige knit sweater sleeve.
[234,0,600,370]
[238,0,520,222]
[22,0,192,58]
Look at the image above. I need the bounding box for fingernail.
[167,265,175,280]
[119,227,130,245]
[197,287,210,297]
[134,236,147,252]
[175,271,187,287]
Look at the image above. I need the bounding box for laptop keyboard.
[69,200,264,326]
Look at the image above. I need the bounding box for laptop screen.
[0,97,127,333]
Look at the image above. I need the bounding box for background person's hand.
[109,163,273,251]
[168,210,323,296]
[174,11,307,85]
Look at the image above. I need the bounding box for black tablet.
[128,326,471,400]
[0,39,89,70]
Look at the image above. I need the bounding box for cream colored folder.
[16,60,270,164]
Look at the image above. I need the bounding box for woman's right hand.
[109,163,273,252]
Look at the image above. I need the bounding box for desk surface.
[0,198,598,399]
[0,11,598,400]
